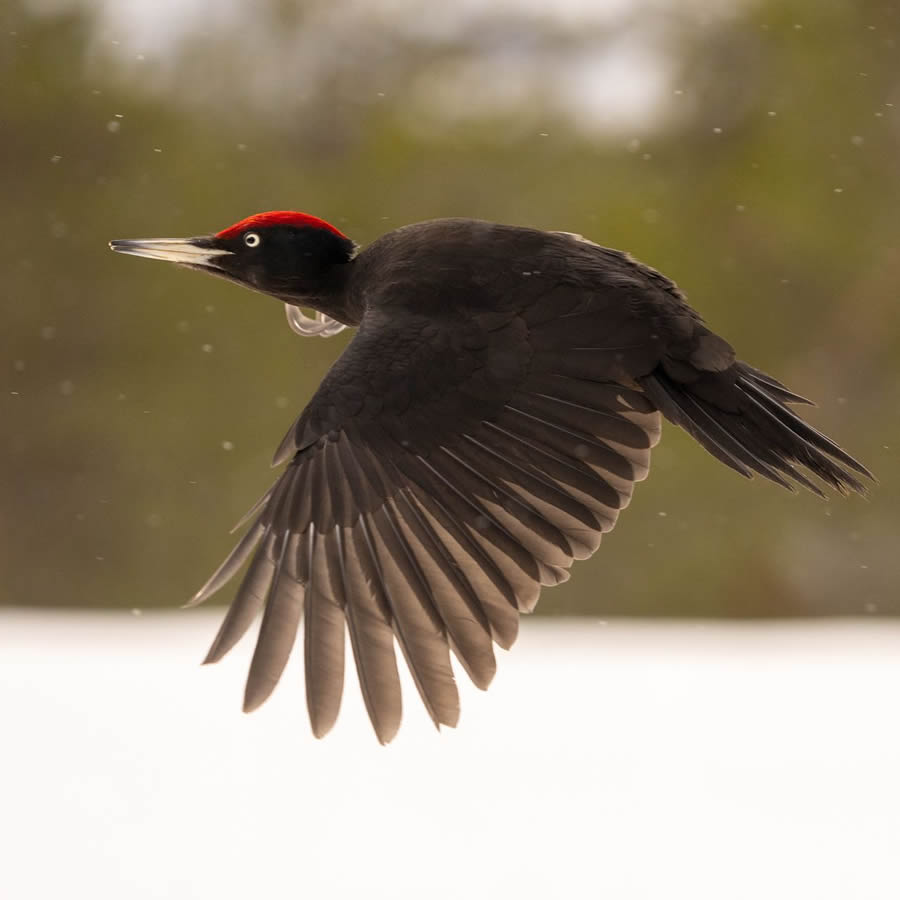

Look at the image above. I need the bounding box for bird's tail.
[639,362,872,497]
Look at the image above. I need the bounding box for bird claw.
[284,305,347,337]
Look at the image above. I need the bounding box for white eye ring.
[244,232,261,248]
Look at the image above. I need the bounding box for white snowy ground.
[2,611,899,900]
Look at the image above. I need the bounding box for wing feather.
[244,538,305,712]
[303,524,346,738]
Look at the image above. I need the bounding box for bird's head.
[110,211,359,331]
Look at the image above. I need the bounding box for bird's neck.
[276,262,364,327]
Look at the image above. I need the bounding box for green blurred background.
[3,0,897,616]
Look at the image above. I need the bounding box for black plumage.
[110,213,871,743]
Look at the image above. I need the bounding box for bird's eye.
[244,232,261,248]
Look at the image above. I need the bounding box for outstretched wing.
[190,298,662,743]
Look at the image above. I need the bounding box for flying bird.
[110,211,871,743]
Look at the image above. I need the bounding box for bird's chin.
[183,264,258,292]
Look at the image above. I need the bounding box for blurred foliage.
[3,0,898,616]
